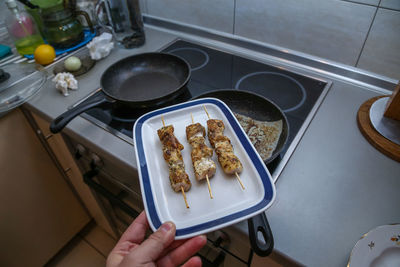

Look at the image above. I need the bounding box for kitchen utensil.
[75,0,97,27]
[384,82,400,120]
[370,97,400,146]
[95,0,145,48]
[357,96,400,162]
[194,89,288,256]
[348,224,400,267]
[40,4,94,48]
[50,52,191,133]
[24,0,62,36]
[133,98,276,239]
[0,63,46,113]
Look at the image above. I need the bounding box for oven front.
[63,134,254,266]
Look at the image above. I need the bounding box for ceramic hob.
[74,39,331,178]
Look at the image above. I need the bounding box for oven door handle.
[83,168,140,218]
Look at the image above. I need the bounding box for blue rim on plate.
[133,98,275,237]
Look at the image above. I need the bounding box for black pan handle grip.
[248,212,274,257]
[50,92,113,133]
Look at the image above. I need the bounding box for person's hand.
[107,211,206,267]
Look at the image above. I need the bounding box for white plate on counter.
[133,98,276,239]
[348,224,400,267]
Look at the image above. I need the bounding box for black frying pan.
[194,89,289,257]
[50,53,190,133]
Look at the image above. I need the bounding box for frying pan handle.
[50,92,113,133]
[248,212,274,257]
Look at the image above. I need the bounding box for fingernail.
[160,222,173,233]
[198,235,207,243]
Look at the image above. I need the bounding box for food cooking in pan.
[234,113,283,161]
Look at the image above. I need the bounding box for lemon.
[34,44,56,65]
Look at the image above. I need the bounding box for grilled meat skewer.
[207,119,243,175]
[157,125,191,192]
[186,123,216,181]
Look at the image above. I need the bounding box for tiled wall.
[143,0,400,80]
[357,8,400,80]
[234,0,375,66]
[146,0,234,33]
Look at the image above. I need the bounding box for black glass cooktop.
[78,39,330,174]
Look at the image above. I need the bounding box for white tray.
[133,98,276,239]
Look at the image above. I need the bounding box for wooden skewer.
[203,105,245,190]
[206,174,213,199]
[181,186,189,209]
[235,172,245,190]
[191,113,213,199]
[161,115,189,208]
[161,115,165,127]
[203,105,211,119]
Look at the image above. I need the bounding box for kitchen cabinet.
[30,110,117,238]
[0,108,90,267]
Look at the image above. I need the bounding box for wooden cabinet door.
[31,111,117,238]
[0,109,90,267]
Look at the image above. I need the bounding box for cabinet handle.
[45,134,53,140]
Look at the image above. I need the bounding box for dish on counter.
[348,224,400,267]
[53,55,95,77]
[133,98,276,239]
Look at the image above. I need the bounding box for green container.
[14,34,44,55]
[26,1,92,49]
[26,0,63,37]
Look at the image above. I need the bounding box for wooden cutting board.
[357,96,400,162]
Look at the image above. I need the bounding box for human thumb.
[122,222,176,265]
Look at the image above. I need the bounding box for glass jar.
[41,6,93,49]
[26,0,63,37]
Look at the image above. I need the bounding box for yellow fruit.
[34,44,56,65]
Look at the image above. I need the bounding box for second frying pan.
[194,89,289,257]
[50,53,190,133]
[193,89,289,164]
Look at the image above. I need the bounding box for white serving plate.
[133,98,276,239]
[348,224,400,267]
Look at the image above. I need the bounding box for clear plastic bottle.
[5,0,44,55]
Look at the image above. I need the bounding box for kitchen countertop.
[25,26,400,267]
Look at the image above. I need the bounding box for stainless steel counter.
[25,25,400,267]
